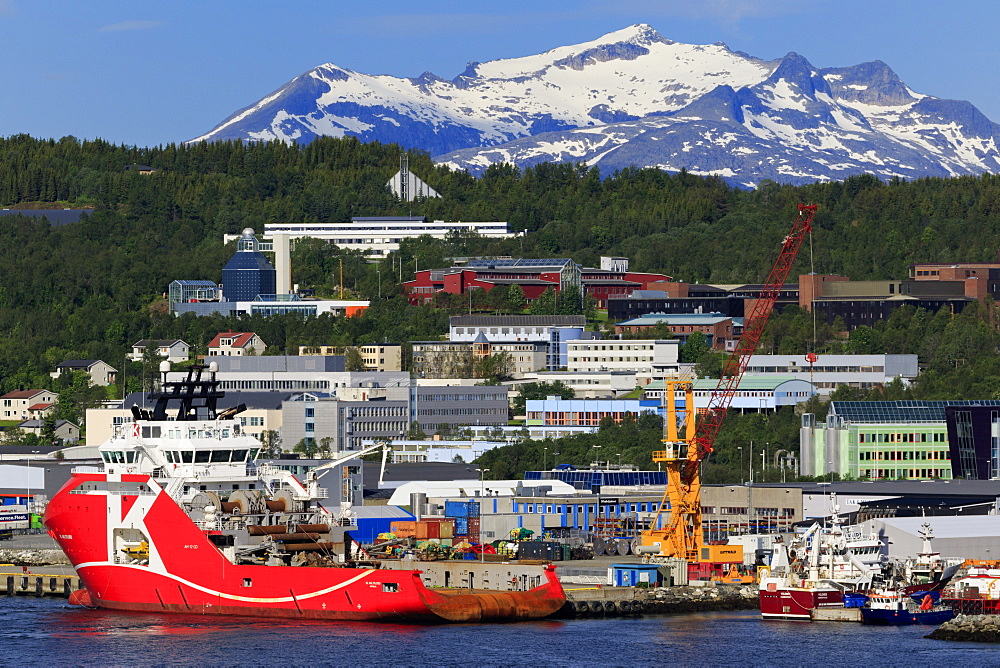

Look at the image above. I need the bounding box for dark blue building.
[946,406,1000,479]
[222,229,275,302]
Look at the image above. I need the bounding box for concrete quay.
[927,615,1000,643]
[560,584,757,617]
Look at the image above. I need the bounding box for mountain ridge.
[189,24,1000,187]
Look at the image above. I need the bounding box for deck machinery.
[639,204,818,579]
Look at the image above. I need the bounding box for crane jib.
[684,203,817,481]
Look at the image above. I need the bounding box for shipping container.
[420,521,439,540]
[390,521,416,538]
[444,501,480,517]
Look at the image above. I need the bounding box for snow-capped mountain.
[190,24,1000,186]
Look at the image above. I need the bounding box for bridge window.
[211,450,230,463]
[194,451,211,463]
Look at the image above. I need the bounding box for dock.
[811,607,862,622]
[0,571,81,597]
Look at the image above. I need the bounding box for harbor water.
[1,598,994,666]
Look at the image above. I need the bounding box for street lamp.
[592,445,602,468]
[26,450,38,516]
[554,452,560,468]
[764,441,770,483]
[475,468,490,563]
[616,453,622,468]
[738,446,743,485]
[543,446,548,471]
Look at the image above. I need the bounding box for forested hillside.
[3,133,1000,436]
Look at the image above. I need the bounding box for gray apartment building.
[282,385,510,452]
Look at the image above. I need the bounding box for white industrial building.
[745,354,919,395]
[858,516,1000,560]
[644,375,817,413]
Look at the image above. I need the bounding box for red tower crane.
[641,204,817,565]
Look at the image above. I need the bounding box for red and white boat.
[940,565,1000,615]
[44,363,565,623]
[758,533,846,619]
[759,512,881,620]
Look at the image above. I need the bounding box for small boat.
[860,589,954,625]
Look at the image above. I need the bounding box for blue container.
[445,501,470,517]
[455,518,469,534]
[844,592,869,608]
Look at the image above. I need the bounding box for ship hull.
[860,607,953,625]
[45,473,565,624]
[759,585,844,620]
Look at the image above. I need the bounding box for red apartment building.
[404,257,671,308]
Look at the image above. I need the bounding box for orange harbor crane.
[640,204,818,570]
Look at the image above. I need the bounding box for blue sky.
[1,0,998,148]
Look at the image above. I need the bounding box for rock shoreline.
[643,585,758,614]
[926,614,1000,643]
[0,549,70,567]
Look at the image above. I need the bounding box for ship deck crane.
[640,204,818,565]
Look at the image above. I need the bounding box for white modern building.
[566,339,680,380]
[261,217,515,258]
[214,360,410,395]
[173,296,370,318]
[511,370,640,398]
[745,354,919,395]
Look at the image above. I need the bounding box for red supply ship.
[44,363,565,623]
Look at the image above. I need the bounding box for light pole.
[26,450,38,515]
[764,441,769,483]
[738,446,743,485]
[554,452,559,468]
[475,468,489,563]
[543,446,548,471]
[592,445,601,468]
[616,453,622,468]
[377,269,381,299]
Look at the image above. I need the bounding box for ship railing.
[72,466,103,474]
[313,487,329,499]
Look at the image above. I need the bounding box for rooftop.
[644,375,804,391]
[465,258,575,269]
[617,313,730,325]
[0,389,48,399]
[450,315,586,327]
[828,400,1000,423]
